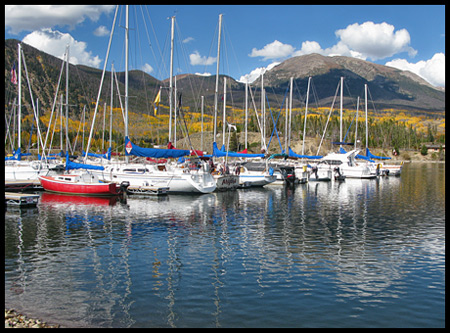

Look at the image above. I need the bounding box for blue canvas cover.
[211,142,265,158]
[288,147,323,159]
[366,148,391,160]
[66,153,104,171]
[82,147,111,160]
[125,137,190,158]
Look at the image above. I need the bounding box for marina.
[4,4,444,328]
[4,163,445,328]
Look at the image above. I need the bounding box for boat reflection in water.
[4,164,445,328]
[39,191,122,206]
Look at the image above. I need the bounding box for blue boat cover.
[288,147,323,159]
[66,153,104,171]
[211,142,265,158]
[125,136,190,158]
[5,147,22,161]
[82,147,111,160]
[366,148,391,160]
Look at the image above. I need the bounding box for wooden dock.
[5,192,40,207]
[5,180,42,191]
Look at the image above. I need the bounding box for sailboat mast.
[169,16,175,143]
[222,76,227,147]
[302,77,311,155]
[213,14,223,140]
[201,95,204,151]
[125,5,129,162]
[17,43,21,150]
[110,63,114,150]
[65,44,69,154]
[288,77,293,149]
[340,76,343,149]
[245,81,248,149]
[365,83,368,154]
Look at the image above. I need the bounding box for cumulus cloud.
[242,21,437,85]
[385,53,445,87]
[249,40,295,61]
[335,22,417,60]
[250,22,417,62]
[189,51,216,66]
[238,62,280,83]
[195,72,212,76]
[93,25,110,37]
[183,37,194,44]
[22,28,102,68]
[141,63,154,74]
[5,5,115,34]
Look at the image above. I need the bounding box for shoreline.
[5,309,60,329]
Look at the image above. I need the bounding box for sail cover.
[82,147,111,160]
[66,153,104,171]
[366,148,391,160]
[5,147,22,161]
[288,147,323,159]
[211,142,265,158]
[125,137,190,158]
[339,147,375,162]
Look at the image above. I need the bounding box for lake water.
[4,162,445,328]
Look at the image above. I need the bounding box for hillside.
[5,39,445,120]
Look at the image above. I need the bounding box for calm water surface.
[4,163,445,327]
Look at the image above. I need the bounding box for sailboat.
[5,43,64,182]
[84,7,216,194]
[315,77,378,179]
[38,153,129,196]
[361,84,403,176]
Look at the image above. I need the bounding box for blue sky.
[5,5,445,87]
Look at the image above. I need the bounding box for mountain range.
[4,39,445,120]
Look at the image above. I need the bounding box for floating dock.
[126,185,169,196]
[5,192,40,207]
[5,180,43,191]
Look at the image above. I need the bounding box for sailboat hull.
[38,175,122,196]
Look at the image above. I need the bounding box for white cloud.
[195,72,212,76]
[247,22,418,62]
[22,28,102,68]
[5,5,115,34]
[189,51,216,66]
[385,53,445,87]
[335,21,417,60]
[93,25,110,37]
[183,37,194,44]
[238,62,280,84]
[243,21,426,85]
[141,63,154,74]
[249,40,295,60]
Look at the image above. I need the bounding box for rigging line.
[173,20,202,126]
[133,10,153,118]
[140,5,166,80]
[266,84,289,151]
[317,81,340,155]
[343,78,358,111]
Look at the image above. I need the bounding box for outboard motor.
[119,181,130,200]
[333,167,345,181]
[312,165,319,179]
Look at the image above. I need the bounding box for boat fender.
[269,167,274,176]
